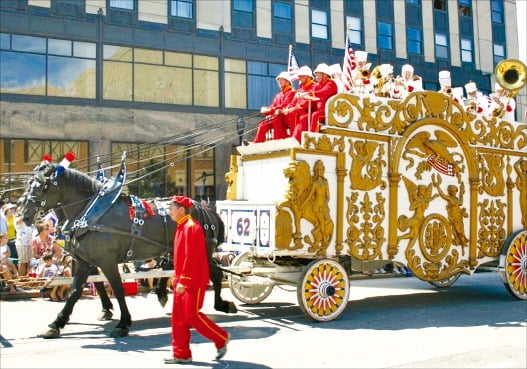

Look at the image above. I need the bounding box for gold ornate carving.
[432,174,469,253]
[275,210,293,250]
[276,160,334,255]
[477,199,506,257]
[304,134,345,152]
[348,140,387,191]
[406,248,469,281]
[419,214,451,262]
[478,153,505,196]
[514,158,527,228]
[225,155,239,200]
[403,130,464,180]
[397,176,437,251]
[325,92,527,152]
[345,192,386,260]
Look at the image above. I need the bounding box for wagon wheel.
[428,273,461,288]
[297,259,350,322]
[229,252,274,304]
[500,230,527,300]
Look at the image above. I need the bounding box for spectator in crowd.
[29,222,55,274]
[282,66,317,142]
[0,233,19,281]
[37,252,60,301]
[14,214,33,277]
[3,204,18,264]
[0,201,7,236]
[55,245,72,300]
[252,71,296,143]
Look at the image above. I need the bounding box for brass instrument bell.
[492,59,527,117]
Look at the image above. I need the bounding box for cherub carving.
[398,176,438,250]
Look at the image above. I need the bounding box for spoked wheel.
[500,230,527,300]
[229,252,274,304]
[297,259,350,322]
[428,273,461,288]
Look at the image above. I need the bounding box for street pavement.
[1,272,525,369]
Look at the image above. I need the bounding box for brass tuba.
[492,59,527,117]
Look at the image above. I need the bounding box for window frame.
[272,1,293,35]
[377,22,393,50]
[493,43,505,64]
[460,38,473,62]
[346,15,362,46]
[311,9,329,40]
[170,0,193,19]
[490,0,504,24]
[108,0,135,10]
[458,0,471,17]
[434,32,449,59]
[407,27,422,55]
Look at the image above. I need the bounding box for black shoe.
[216,333,230,360]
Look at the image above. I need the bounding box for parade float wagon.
[216,60,527,322]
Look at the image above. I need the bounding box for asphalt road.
[1,272,525,369]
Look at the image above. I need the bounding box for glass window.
[346,16,362,45]
[433,0,447,11]
[73,41,96,58]
[435,32,448,59]
[103,61,133,100]
[134,64,192,104]
[12,35,46,53]
[170,0,193,19]
[47,56,96,98]
[224,58,247,109]
[233,0,253,12]
[461,38,472,62]
[104,45,133,61]
[458,0,471,16]
[0,33,10,50]
[48,39,71,56]
[193,55,219,107]
[491,0,503,23]
[109,0,134,10]
[406,0,419,4]
[247,61,285,110]
[311,9,328,39]
[377,22,393,50]
[273,1,292,34]
[407,27,422,54]
[165,51,192,67]
[0,51,46,95]
[493,43,505,64]
[134,48,163,64]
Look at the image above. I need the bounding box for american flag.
[342,33,356,92]
[288,49,300,81]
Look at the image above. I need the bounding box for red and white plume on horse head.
[54,151,76,176]
[41,154,53,163]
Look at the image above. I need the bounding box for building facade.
[1,0,524,201]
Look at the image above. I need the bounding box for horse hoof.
[98,309,113,321]
[110,328,129,338]
[41,327,60,339]
[158,295,168,308]
[227,302,238,314]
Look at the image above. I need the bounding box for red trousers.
[171,286,228,359]
[292,111,325,142]
[253,115,288,143]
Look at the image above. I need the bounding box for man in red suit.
[252,71,296,143]
[296,63,338,141]
[165,195,229,364]
[283,66,317,142]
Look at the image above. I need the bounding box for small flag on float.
[41,154,53,163]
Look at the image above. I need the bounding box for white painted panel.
[448,0,461,67]
[294,0,310,44]
[256,0,272,39]
[393,0,407,60]
[421,0,434,63]
[86,0,105,14]
[197,0,230,32]
[29,0,50,8]
[330,0,344,50]
[138,0,167,24]
[363,0,377,54]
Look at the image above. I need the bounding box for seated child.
[37,252,60,300]
[0,233,19,281]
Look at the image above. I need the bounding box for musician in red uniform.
[252,71,296,143]
[282,66,316,142]
[296,63,338,140]
[165,195,229,364]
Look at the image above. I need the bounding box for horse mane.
[59,166,104,193]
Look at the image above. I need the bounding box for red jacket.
[173,214,209,288]
[313,79,338,111]
[287,79,317,113]
[265,85,295,116]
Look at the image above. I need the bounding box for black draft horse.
[18,162,236,339]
